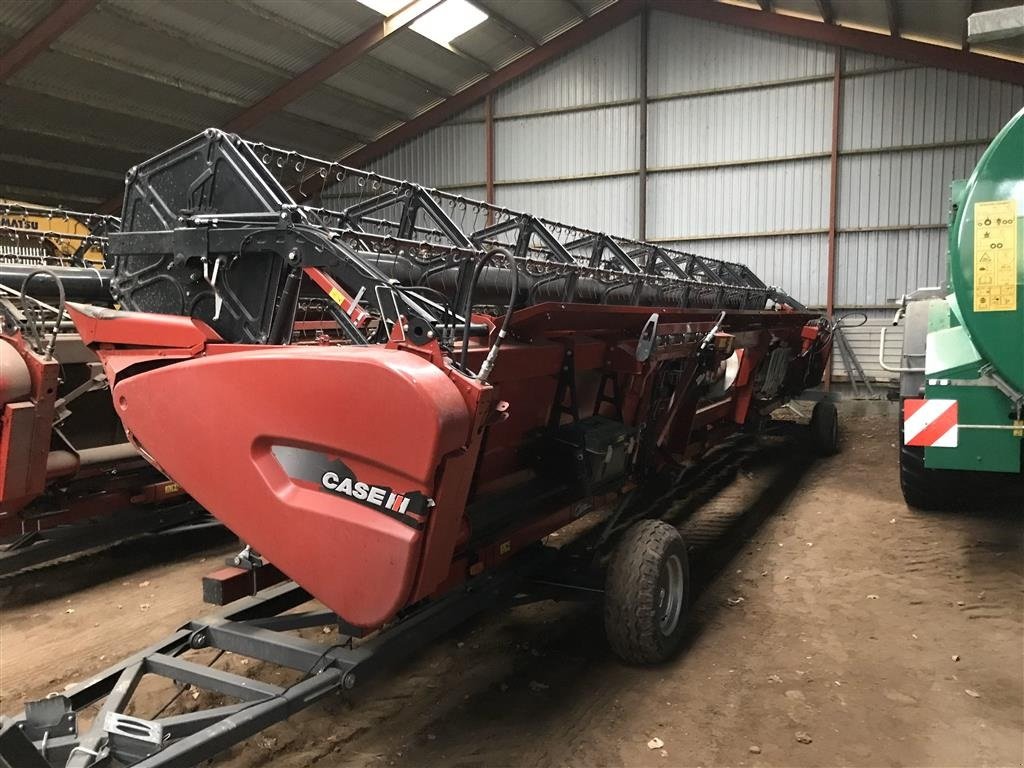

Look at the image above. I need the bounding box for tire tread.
[604,520,688,664]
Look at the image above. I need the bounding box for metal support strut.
[0,554,540,767]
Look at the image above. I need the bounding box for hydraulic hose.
[19,268,66,360]
[463,247,519,383]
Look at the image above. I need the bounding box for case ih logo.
[321,472,415,516]
[271,445,429,527]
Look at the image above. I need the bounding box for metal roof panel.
[104,0,330,75]
[58,8,275,106]
[9,49,239,131]
[0,0,61,45]
[244,110,363,162]
[325,57,442,115]
[899,0,971,46]
[284,86,400,139]
[830,0,889,31]
[373,28,486,91]
[239,0,379,45]
[478,0,579,44]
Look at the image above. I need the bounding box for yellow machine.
[0,199,110,266]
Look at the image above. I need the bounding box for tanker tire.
[809,401,840,456]
[604,520,689,665]
[898,398,962,511]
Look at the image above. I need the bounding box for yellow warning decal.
[328,287,346,307]
[973,199,1017,313]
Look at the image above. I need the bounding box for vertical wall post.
[824,45,842,389]
[485,93,495,226]
[637,4,649,241]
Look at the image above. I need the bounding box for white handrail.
[878,326,925,373]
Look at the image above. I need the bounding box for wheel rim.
[656,553,684,636]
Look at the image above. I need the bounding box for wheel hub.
[657,554,684,636]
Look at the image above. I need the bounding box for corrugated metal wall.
[493,18,641,234]
[353,10,1024,389]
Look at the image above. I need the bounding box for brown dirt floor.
[1,404,1022,767]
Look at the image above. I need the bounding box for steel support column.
[824,47,842,390]
[637,4,649,242]
[485,93,495,226]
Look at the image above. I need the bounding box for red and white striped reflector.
[903,398,958,448]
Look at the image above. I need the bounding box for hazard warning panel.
[903,399,958,448]
[973,199,1017,313]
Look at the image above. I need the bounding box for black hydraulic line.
[19,269,66,359]
[461,247,519,382]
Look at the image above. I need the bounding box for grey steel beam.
[130,669,346,768]
[145,653,285,701]
[66,662,144,768]
[158,704,250,740]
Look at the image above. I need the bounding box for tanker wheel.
[604,519,689,664]
[898,398,962,511]
[809,400,840,456]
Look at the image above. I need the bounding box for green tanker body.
[892,106,1024,509]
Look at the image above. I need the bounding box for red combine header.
[1,129,835,767]
[78,128,834,642]
[0,203,206,573]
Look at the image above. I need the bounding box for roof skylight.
[410,0,488,45]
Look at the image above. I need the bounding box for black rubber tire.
[604,519,690,664]
[898,398,962,511]
[809,400,840,456]
[899,441,955,511]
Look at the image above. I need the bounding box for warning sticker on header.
[973,199,1017,313]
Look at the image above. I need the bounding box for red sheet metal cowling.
[74,303,477,629]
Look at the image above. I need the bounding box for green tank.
[894,107,1023,509]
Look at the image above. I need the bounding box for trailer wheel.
[809,401,840,456]
[898,399,961,511]
[899,442,952,510]
[604,520,689,664]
